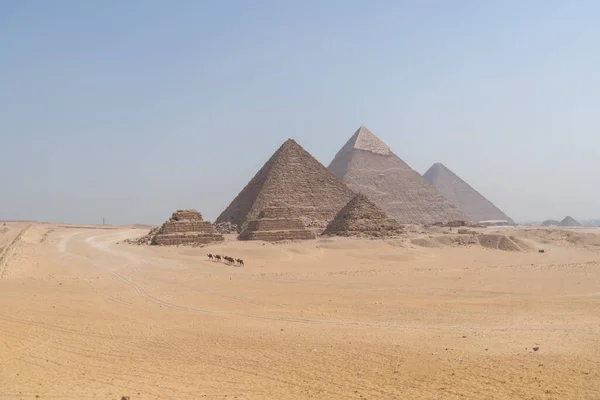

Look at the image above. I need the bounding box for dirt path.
[0,225,32,279]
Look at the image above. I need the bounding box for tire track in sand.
[0,225,32,279]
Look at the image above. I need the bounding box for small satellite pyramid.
[559,216,581,227]
[216,139,355,232]
[323,193,403,237]
[238,206,316,241]
[423,163,513,223]
[152,210,224,245]
[328,126,469,225]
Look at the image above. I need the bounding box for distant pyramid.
[323,193,403,237]
[541,219,560,227]
[559,216,581,227]
[328,126,469,225]
[423,163,513,223]
[216,139,355,232]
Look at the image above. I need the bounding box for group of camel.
[207,253,244,266]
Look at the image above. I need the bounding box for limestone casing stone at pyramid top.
[352,126,392,155]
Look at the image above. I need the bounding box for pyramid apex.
[282,138,298,145]
[279,138,304,152]
[350,126,391,155]
[424,162,449,177]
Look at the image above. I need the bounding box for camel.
[215,255,222,262]
[207,253,214,261]
[236,258,244,267]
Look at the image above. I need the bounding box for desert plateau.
[1,222,599,399]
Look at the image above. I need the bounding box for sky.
[1,0,599,225]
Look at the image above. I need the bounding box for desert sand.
[1,223,600,399]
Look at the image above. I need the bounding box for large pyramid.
[328,126,469,225]
[323,193,403,238]
[423,163,513,223]
[216,139,355,232]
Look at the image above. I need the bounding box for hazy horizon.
[2,1,599,225]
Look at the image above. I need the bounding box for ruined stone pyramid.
[423,163,513,223]
[328,126,469,225]
[323,193,403,238]
[216,139,355,232]
[239,206,316,241]
[152,210,224,246]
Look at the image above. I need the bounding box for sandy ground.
[1,223,599,399]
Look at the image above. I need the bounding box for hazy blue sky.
[1,0,599,224]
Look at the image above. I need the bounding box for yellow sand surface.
[1,224,599,399]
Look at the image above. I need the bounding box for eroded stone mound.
[238,207,316,242]
[152,210,224,246]
[477,234,522,251]
[323,193,403,238]
[411,233,529,252]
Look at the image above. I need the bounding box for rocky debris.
[322,193,403,238]
[214,221,239,234]
[328,126,470,225]
[559,216,582,227]
[216,139,355,234]
[124,227,159,245]
[423,162,513,223]
[238,207,316,242]
[152,210,224,246]
[435,235,479,247]
[433,220,468,228]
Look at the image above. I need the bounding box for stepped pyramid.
[239,206,316,241]
[328,126,469,225]
[559,216,581,227]
[216,139,355,232]
[152,210,224,246]
[423,163,513,223]
[323,193,403,237]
